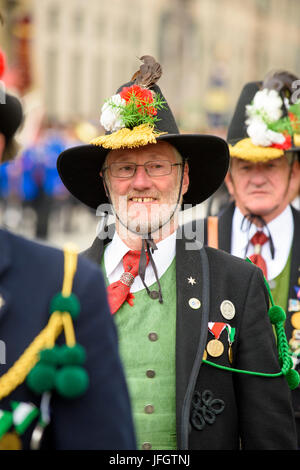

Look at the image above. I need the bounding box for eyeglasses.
[102,160,182,178]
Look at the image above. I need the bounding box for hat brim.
[228,137,300,162]
[57,134,229,210]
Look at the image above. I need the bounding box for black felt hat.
[57,57,229,209]
[0,50,23,162]
[227,70,300,162]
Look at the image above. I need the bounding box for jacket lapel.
[175,233,210,449]
[286,207,300,337]
[81,225,115,264]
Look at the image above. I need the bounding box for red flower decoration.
[0,50,6,79]
[120,85,157,116]
[271,134,292,150]
[289,112,300,133]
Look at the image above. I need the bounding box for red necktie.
[107,250,149,314]
[249,231,269,279]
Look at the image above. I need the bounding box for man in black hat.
[0,49,135,450]
[204,70,300,444]
[58,57,297,450]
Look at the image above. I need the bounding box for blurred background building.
[1,0,300,248]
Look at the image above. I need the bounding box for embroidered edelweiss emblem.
[187,277,196,285]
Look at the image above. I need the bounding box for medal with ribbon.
[0,401,39,450]
[294,286,300,300]
[226,325,236,363]
[207,322,227,357]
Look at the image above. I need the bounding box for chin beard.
[115,201,180,237]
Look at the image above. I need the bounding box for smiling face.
[225,155,297,223]
[101,141,189,241]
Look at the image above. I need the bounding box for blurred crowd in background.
[0,118,98,248]
[1,0,300,249]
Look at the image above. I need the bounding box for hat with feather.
[228,70,300,162]
[0,49,23,162]
[57,55,229,210]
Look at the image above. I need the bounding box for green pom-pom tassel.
[50,293,80,319]
[268,305,286,324]
[285,368,300,390]
[55,366,89,398]
[39,346,61,365]
[27,363,56,394]
[58,345,86,365]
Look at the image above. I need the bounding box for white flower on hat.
[247,117,285,147]
[246,88,283,123]
[244,88,289,147]
[100,94,126,132]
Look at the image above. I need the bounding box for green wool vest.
[102,254,177,450]
[270,250,291,312]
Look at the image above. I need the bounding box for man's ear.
[181,161,189,196]
[288,159,300,202]
[0,133,5,162]
[224,171,235,197]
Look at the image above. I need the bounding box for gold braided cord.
[0,246,79,401]
[62,313,76,347]
[62,244,78,297]
[0,313,63,400]
[90,124,167,150]
[229,138,284,161]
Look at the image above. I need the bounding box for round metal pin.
[220,300,235,320]
[188,298,201,310]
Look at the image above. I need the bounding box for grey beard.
[114,201,180,237]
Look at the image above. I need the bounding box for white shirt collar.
[231,205,294,280]
[104,229,177,292]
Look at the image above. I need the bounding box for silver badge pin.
[220,300,235,320]
[189,298,201,310]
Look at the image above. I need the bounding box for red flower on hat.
[0,50,6,79]
[271,134,292,150]
[120,85,157,116]
[289,112,300,133]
